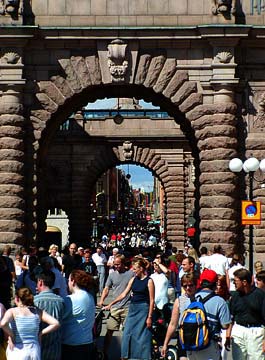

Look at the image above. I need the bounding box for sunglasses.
[183,284,195,289]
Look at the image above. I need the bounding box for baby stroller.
[151,303,178,360]
[93,307,105,360]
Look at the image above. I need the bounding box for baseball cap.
[199,269,218,285]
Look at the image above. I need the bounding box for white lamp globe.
[243,157,260,172]
[260,159,265,173]
[229,158,243,172]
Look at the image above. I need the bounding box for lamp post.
[229,157,265,274]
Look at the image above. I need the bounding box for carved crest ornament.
[211,0,236,15]
[1,52,20,64]
[107,39,128,83]
[122,141,134,161]
[216,51,233,63]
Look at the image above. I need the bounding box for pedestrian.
[187,269,231,360]
[256,270,265,291]
[0,256,12,310]
[207,245,229,276]
[0,302,6,360]
[61,270,95,360]
[105,257,155,360]
[62,243,82,279]
[0,287,59,360]
[106,248,119,274]
[161,273,197,360]
[225,268,265,359]
[98,254,134,359]
[34,270,65,360]
[151,254,169,313]
[92,246,107,295]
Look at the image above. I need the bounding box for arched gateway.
[2,1,265,259]
[0,36,240,253]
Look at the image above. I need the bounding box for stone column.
[192,41,240,252]
[0,87,25,247]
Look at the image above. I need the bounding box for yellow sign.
[242,200,261,225]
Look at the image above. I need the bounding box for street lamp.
[229,157,265,274]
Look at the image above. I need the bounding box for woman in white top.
[150,254,170,311]
[0,287,59,360]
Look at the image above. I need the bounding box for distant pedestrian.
[92,246,107,295]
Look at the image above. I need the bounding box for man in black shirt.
[62,243,82,279]
[226,268,265,359]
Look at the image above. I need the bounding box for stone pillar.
[0,87,25,247]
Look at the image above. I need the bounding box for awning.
[46,226,61,233]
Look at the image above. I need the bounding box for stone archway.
[0,42,239,251]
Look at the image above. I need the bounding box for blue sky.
[117,164,154,191]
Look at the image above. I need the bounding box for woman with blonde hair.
[0,287,59,360]
[105,257,155,360]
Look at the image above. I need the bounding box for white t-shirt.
[92,252,107,266]
[199,255,211,273]
[150,272,168,310]
[207,253,229,275]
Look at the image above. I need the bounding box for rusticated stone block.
[0,173,24,185]
[139,148,150,163]
[199,148,237,161]
[199,172,235,185]
[0,232,24,245]
[148,155,161,169]
[171,81,197,106]
[144,55,166,88]
[198,137,237,151]
[58,58,83,93]
[0,185,24,196]
[51,76,74,98]
[0,115,24,127]
[156,165,167,176]
[196,125,236,141]
[85,55,102,85]
[71,56,92,88]
[0,103,23,115]
[0,220,24,232]
[200,220,238,231]
[0,150,24,161]
[38,81,66,106]
[31,110,52,123]
[135,53,152,85]
[186,103,237,122]
[153,159,165,171]
[0,138,24,151]
[0,126,24,139]
[179,92,203,113]
[36,93,58,113]
[163,70,188,99]
[153,58,177,94]
[0,160,24,173]
[192,113,236,131]
[200,184,236,197]
[0,208,24,220]
[200,208,237,220]
[200,160,232,173]
[255,245,265,253]
[200,230,237,244]
[0,196,24,209]
[200,195,237,208]
[143,149,155,166]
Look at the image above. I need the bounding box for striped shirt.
[34,290,65,360]
[11,308,40,344]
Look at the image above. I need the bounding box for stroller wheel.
[165,345,178,360]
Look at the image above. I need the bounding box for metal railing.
[251,0,265,14]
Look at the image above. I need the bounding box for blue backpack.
[179,292,216,351]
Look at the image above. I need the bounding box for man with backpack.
[182,269,231,360]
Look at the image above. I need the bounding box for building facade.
[0,1,265,260]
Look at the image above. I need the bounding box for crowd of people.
[0,238,264,360]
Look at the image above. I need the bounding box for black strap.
[197,292,216,304]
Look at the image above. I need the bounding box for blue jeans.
[97,265,105,293]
